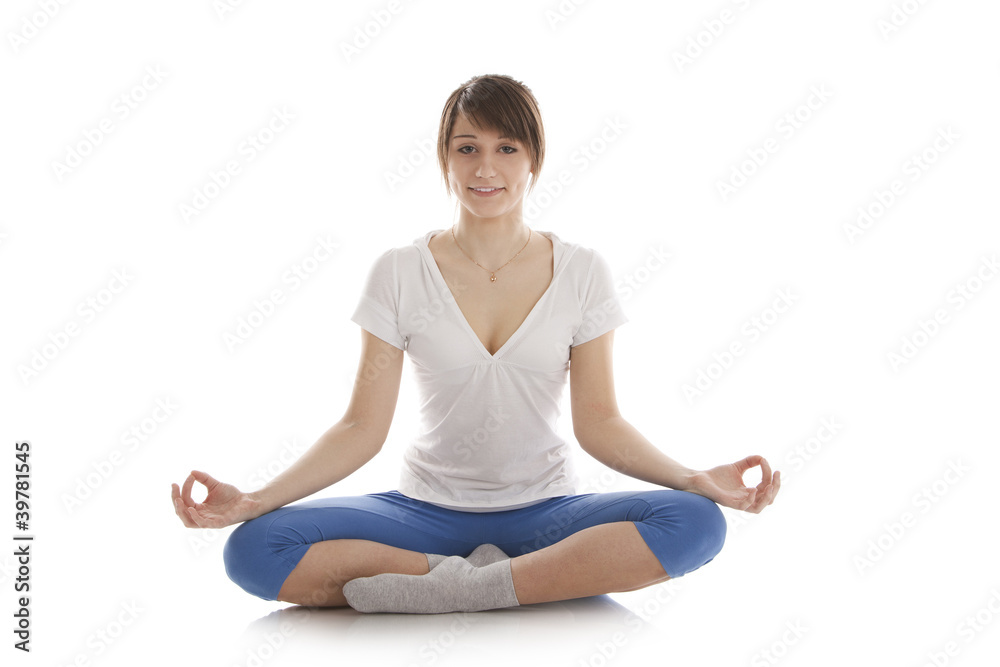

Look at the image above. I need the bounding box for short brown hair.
[436,74,545,198]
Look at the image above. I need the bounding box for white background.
[2,1,998,665]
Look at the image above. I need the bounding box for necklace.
[450,225,532,283]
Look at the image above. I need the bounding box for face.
[446,114,533,220]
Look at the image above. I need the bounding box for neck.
[452,210,531,267]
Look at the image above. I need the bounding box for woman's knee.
[643,490,727,577]
[683,491,727,562]
[222,515,288,601]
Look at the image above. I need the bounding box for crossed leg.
[277,539,429,607]
[276,521,667,607]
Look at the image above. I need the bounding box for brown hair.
[437,74,545,198]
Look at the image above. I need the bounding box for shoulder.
[361,237,424,274]
[549,232,610,278]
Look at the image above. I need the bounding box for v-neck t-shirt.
[350,229,629,512]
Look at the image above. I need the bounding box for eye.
[456,144,518,155]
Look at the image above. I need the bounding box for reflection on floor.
[238,594,658,665]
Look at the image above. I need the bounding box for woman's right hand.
[171,470,262,529]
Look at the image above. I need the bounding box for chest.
[430,242,554,357]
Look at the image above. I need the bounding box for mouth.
[469,187,504,197]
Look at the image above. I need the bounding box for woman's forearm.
[248,420,383,516]
[577,416,697,491]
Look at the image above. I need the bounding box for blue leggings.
[223,488,727,601]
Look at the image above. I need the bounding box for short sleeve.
[350,248,407,350]
[571,249,629,347]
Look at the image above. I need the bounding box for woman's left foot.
[344,554,520,614]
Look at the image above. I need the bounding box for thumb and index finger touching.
[178,469,221,504]
[735,454,774,485]
[171,470,219,518]
[171,470,221,528]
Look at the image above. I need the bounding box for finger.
[768,471,781,505]
[172,482,188,513]
[172,486,196,528]
[753,486,771,513]
[759,457,772,482]
[762,472,780,506]
[185,471,215,511]
[755,476,780,512]
[756,457,773,492]
[192,469,220,492]
[181,472,197,505]
[735,454,762,475]
[176,504,196,527]
[185,505,208,528]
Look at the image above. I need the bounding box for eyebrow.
[452,134,514,142]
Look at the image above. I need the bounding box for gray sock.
[425,543,508,570]
[344,555,521,614]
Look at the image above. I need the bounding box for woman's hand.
[687,455,780,513]
[171,470,262,529]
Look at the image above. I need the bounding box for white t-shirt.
[350,229,629,511]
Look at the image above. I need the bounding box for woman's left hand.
[686,455,780,513]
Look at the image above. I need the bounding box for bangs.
[454,91,534,147]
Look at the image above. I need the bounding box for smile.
[470,187,504,197]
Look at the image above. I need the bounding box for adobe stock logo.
[842,126,959,245]
[8,0,74,53]
[682,289,798,404]
[886,254,998,372]
[51,65,168,183]
[716,85,832,202]
[671,0,757,73]
[918,588,1000,667]
[339,0,415,63]
[853,459,970,575]
[17,268,135,386]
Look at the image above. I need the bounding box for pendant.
[490,273,497,283]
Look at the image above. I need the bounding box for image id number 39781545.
[14,440,32,652]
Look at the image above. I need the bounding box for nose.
[475,152,497,179]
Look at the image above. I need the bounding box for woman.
[171,74,780,614]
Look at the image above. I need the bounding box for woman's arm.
[173,329,404,528]
[569,331,696,490]
[569,330,779,512]
[249,420,385,515]
[573,414,698,491]
[250,328,405,515]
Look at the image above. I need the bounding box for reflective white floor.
[239,594,661,666]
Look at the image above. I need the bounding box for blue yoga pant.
[223,488,727,601]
